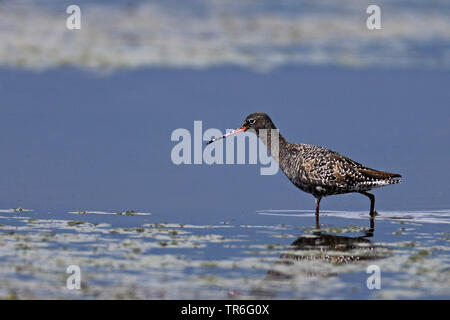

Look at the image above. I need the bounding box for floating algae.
[0,209,449,299]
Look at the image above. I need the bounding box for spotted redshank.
[208,112,401,219]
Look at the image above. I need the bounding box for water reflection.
[251,217,387,297]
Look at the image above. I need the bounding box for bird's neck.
[257,128,288,163]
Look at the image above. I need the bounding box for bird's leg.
[315,196,321,229]
[315,196,321,215]
[360,191,377,217]
[364,216,375,237]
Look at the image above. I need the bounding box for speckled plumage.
[241,112,401,217]
[279,142,401,197]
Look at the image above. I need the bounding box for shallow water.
[0,65,449,299]
[1,66,449,215]
[1,0,449,299]
[0,208,448,299]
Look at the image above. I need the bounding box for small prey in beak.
[207,126,247,145]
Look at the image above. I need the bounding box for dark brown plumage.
[212,112,401,217]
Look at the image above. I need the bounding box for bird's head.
[242,112,275,134]
[207,112,276,145]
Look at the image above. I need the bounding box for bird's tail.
[359,168,402,186]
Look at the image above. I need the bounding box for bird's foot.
[364,229,374,238]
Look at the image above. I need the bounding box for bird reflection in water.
[249,217,389,298]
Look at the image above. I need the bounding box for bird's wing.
[301,151,401,188]
[300,152,355,187]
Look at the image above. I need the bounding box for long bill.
[207,126,247,145]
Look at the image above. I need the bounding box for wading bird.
[208,113,401,221]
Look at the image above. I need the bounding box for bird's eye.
[248,119,256,124]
